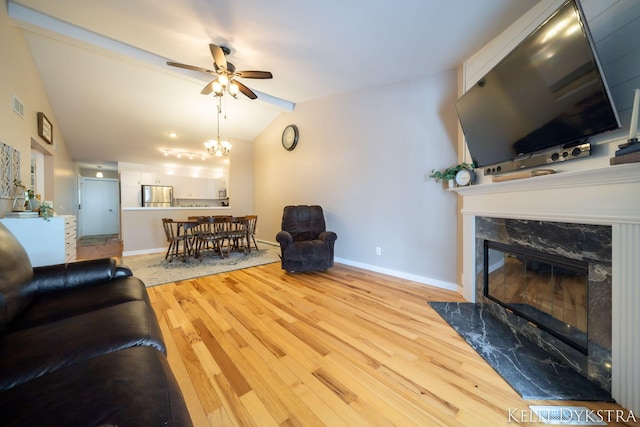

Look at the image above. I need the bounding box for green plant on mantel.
[39,202,54,221]
[429,162,475,182]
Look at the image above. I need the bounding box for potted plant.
[38,201,54,221]
[430,162,475,188]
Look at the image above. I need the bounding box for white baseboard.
[334,257,459,292]
[138,240,459,293]
[123,247,166,257]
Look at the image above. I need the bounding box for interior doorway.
[79,177,120,237]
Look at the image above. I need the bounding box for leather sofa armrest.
[30,258,133,295]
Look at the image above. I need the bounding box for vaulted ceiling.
[8,0,539,170]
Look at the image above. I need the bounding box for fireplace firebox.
[483,240,589,354]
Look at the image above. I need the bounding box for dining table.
[171,216,253,260]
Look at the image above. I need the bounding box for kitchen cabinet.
[120,171,141,187]
[174,177,208,199]
[119,166,228,204]
[120,171,141,208]
[206,178,227,199]
[120,172,179,207]
[140,172,176,186]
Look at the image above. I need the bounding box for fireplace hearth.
[429,301,612,401]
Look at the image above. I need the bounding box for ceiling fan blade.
[167,61,216,75]
[200,81,214,95]
[209,44,228,71]
[236,70,273,79]
[235,80,258,99]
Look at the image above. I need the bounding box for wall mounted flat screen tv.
[455,0,620,169]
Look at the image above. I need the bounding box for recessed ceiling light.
[169,132,177,138]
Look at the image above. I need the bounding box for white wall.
[253,70,460,289]
[461,0,640,184]
[0,6,77,215]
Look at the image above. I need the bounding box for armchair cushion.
[283,240,330,262]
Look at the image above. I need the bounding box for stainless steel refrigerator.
[141,185,173,207]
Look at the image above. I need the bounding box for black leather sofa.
[0,223,192,426]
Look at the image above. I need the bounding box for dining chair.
[225,216,249,256]
[194,216,226,260]
[245,215,259,252]
[161,218,190,262]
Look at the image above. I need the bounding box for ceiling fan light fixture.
[218,74,229,88]
[229,81,239,97]
[213,80,223,95]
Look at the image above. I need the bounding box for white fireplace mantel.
[454,163,640,225]
[453,162,640,413]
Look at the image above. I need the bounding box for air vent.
[529,406,607,425]
[12,94,24,118]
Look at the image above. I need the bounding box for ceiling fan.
[167,44,272,99]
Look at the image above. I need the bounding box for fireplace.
[476,218,612,392]
[454,164,640,413]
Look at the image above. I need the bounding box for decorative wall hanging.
[37,112,53,144]
[0,141,21,198]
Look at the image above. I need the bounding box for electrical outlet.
[376,247,382,256]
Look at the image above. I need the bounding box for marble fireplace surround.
[476,217,612,392]
[454,163,640,413]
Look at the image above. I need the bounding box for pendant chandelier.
[204,97,231,157]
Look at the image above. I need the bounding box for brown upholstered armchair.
[275,205,337,272]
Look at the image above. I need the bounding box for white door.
[80,178,120,236]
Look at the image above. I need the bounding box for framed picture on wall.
[37,112,53,144]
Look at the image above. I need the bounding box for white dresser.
[0,215,77,267]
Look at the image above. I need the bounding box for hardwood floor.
[76,234,122,261]
[147,263,636,427]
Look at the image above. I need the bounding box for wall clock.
[281,124,299,151]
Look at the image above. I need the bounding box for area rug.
[429,302,612,401]
[121,244,280,287]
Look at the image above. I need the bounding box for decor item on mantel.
[492,169,555,183]
[429,162,475,188]
[611,88,640,166]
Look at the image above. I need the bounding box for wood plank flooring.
[147,262,637,427]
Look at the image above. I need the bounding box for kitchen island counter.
[122,206,230,211]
